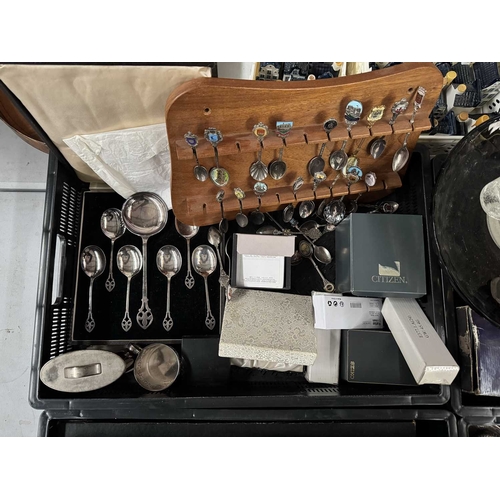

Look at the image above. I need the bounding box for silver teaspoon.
[81,245,106,333]
[208,226,232,301]
[289,218,332,264]
[117,245,142,332]
[100,208,125,292]
[192,245,218,330]
[185,131,208,182]
[392,132,411,172]
[298,240,335,292]
[174,218,199,290]
[283,176,304,224]
[234,187,248,228]
[216,189,229,234]
[156,245,182,331]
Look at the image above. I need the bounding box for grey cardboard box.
[335,213,427,298]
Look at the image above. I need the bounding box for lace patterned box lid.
[219,288,317,366]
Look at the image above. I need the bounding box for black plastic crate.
[458,416,500,437]
[38,408,457,437]
[28,144,450,412]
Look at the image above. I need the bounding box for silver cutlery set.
[81,192,224,335]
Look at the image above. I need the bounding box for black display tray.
[29,145,450,411]
[73,191,221,342]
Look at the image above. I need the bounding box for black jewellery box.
[335,213,427,298]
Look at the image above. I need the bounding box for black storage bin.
[458,416,500,437]
[27,144,451,412]
[38,408,457,437]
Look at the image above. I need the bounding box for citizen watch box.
[335,213,427,298]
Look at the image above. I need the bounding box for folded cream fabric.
[0,64,211,182]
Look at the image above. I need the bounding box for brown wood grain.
[166,63,442,226]
[0,87,48,153]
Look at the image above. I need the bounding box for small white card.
[312,292,383,330]
[235,254,285,289]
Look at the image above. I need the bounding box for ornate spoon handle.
[185,239,195,289]
[105,240,115,292]
[204,276,216,330]
[85,278,95,332]
[137,237,153,329]
[163,277,174,331]
[121,277,132,332]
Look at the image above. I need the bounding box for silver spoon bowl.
[81,245,106,333]
[117,245,142,331]
[100,208,126,292]
[174,219,199,289]
[298,240,335,292]
[289,218,332,264]
[122,192,168,330]
[157,245,182,331]
[192,245,218,330]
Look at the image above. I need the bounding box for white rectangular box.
[305,329,341,385]
[382,298,459,385]
[312,292,383,330]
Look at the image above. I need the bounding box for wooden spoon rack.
[165,63,442,226]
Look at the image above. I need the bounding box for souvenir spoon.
[289,218,332,264]
[216,189,229,234]
[409,87,426,125]
[359,201,399,214]
[156,245,182,331]
[192,245,218,330]
[329,139,349,171]
[298,240,335,292]
[122,192,168,330]
[299,171,327,218]
[185,132,208,182]
[234,187,248,228]
[100,208,126,292]
[389,98,409,127]
[269,121,293,180]
[205,128,229,187]
[283,176,304,223]
[250,122,269,181]
[174,219,199,289]
[345,100,363,134]
[207,226,232,301]
[318,172,342,219]
[250,181,267,225]
[392,132,411,172]
[116,245,142,332]
[365,171,377,188]
[81,245,106,333]
[300,220,323,241]
[307,118,338,176]
[371,99,408,159]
